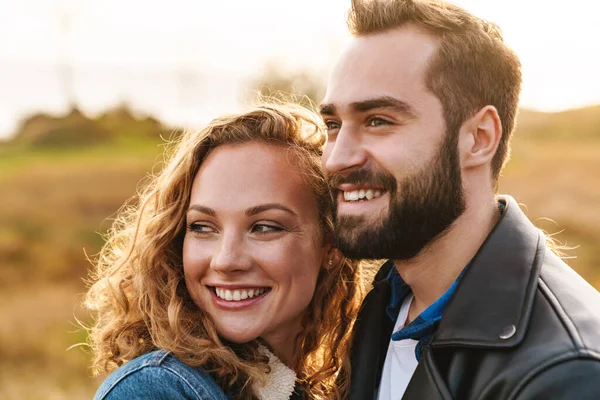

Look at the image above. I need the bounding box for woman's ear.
[459,105,502,170]
[323,246,343,270]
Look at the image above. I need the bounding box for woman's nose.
[209,232,252,274]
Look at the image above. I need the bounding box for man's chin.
[335,212,384,232]
[334,216,388,258]
[334,234,386,260]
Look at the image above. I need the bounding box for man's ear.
[459,105,502,170]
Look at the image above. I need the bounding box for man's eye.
[252,224,284,234]
[368,118,391,127]
[325,120,341,131]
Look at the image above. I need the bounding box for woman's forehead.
[189,142,318,218]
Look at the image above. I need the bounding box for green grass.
[0,137,165,177]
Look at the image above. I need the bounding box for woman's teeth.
[214,288,269,301]
[343,189,383,202]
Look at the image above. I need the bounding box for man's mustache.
[327,168,397,191]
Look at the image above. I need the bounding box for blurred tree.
[96,104,169,141]
[11,104,174,148]
[14,108,111,148]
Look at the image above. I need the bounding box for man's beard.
[329,131,466,260]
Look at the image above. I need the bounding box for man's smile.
[342,188,385,202]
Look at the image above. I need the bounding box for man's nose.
[324,127,367,176]
[209,232,252,274]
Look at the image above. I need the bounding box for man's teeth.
[214,288,268,301]
[343,189,383,202]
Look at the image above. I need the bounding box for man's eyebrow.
[351,96,416,117]
[246,203,297,217]
[187,205,216,216]
[319,103,337,116]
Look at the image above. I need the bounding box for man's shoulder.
[536,248,600,354]
[497,248,600,396]
[93,350,227,400]
[513,358,600,399]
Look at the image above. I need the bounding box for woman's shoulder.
[93,350,229,400]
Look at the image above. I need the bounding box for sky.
[0,0,599,138]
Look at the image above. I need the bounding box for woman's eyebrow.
[187,205,216,216]
[246,203,297,217]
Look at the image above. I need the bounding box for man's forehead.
[324,26,439,110]
[346,24,439,55]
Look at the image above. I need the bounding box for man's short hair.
[348,0,522,183]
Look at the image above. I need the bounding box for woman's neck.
[260,321,303,368]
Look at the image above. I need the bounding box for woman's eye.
[368,118,391,127]
[187,223,216,234]
[252,224,284,234]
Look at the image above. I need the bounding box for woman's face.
[183,141,329,347]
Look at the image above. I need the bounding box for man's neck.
[395,196,501,323]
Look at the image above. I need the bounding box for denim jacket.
[94,350,229,400]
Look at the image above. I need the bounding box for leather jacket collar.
[432,195,544,349]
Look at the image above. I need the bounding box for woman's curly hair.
[85,102,364,399]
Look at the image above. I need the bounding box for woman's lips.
[208,286,271,310]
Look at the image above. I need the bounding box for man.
[320,0,600,399]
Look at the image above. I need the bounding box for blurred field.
[0,106,599,399]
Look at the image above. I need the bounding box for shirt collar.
[385,264,467,361]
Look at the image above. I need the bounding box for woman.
[86,103,363,399]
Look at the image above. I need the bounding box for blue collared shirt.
[385,264,467,361]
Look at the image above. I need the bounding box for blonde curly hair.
[85,102,364,399]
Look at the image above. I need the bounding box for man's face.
[321,25,465,260]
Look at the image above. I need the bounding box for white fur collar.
[252,344,297,400]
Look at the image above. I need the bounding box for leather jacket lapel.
[403,350,453,400]
[349,265,395,400]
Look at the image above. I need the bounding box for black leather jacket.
[349,195,600,399]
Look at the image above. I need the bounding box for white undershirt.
[377,294,419,400]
